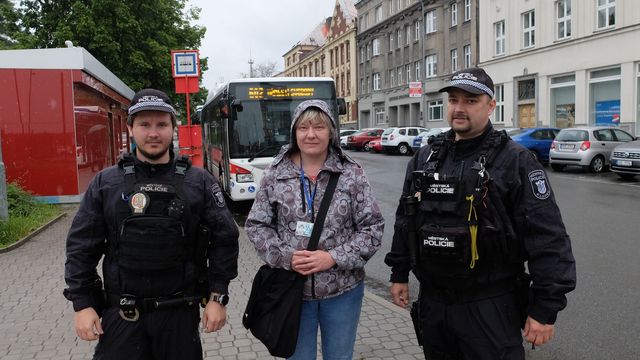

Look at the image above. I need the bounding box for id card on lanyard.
[297,165,316,236]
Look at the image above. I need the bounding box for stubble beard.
[137,144,170,161]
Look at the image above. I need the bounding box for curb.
[0,212,67,254]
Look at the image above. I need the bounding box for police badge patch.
[210,183,226,207]
[528,170,551,200]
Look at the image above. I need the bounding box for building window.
[388,32,394,52]
[346,71,351,95]
[397,29,402,49]
[346,41,350,62]
[398,67,403,84]
[557,0,571,39]
[495,20,505,55]
[425,10,437,34]
[597,0,615,29]
[464,0,471,21]
[550,74,576,128]
[589,67,621,126]
[340,44,345,64]
[450,48,458,72]
[373,73,381,90]
[523,11,535,48]
[375,105,386,125]
[396,0,401,11]
[494,84,505,123]
[415,21,421,41]
[389,69,395,87]
[406,64,411,82]
[389,0,394,16]
[359,47,363,63]
[464,45,471,67]
[366,44,371,60]
[360,78,365,93]
[451,2,458,26]
[415,61,421,81]
[428,100,443,121]
[321,55,325,73]
[367,76,371,92]
[376,5,383,23]
[426,55,437,78]
[405,25,411,45]
[373,38,381,56]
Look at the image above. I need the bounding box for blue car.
[509,127,560,164]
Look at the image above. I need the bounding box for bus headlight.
[236,173,254,183]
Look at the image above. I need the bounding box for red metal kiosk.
[171,50,202,167]
[0,47,134,203]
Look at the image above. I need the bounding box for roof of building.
[298,17,331,47]
[337,0,358,23]
[0,47,134,99]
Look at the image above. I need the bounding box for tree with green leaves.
[15,0,209,116]
[0,0,21,49]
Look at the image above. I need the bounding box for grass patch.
[0,183,60,248]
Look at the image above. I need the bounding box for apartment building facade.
[356,0,479,129]
[479,0,640,135]
[282,0,359,128]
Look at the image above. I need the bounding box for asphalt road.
[228,148,640,359]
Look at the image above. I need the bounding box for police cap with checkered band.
[127,89,177,126]
[439,67,495,99]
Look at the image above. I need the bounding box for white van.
[381,126,428,155]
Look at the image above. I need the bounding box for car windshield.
[382,128,395,135]
[509,129,528,136]
[556,130,589,142]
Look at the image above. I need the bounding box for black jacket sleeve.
[384,150,421,283]
[202,173,239,295]
[63,173,107,312]
[511,150,577,324]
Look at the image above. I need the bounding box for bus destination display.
[248,86,315,100]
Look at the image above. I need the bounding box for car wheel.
[363,142,371,152]
[616,173,636,180]
[588,155,605,173]
[551,164,565,172]
[398,143,410,155]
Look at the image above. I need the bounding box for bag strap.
[307,172,340,251]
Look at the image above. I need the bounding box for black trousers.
[420,292,524,360]
[93,305,202,360]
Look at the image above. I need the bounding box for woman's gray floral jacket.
[245,147,384,299]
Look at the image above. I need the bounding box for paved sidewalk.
[0,208,423,359]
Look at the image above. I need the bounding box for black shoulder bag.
[243,172,340,358]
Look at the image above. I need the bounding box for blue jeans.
[288,281,364,360]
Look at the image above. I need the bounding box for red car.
[367,138,383,153]
[346,128,384,151]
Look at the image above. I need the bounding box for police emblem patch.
[129,192,150,214]
[528,170,550,200]
[210,183,225,207]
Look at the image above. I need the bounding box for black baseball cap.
[127,89,176,125]
[439,67,495,98]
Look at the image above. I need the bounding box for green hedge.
[0,183,59,247]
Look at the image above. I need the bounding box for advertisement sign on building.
[409,82,422,98]
[595,99,620,126]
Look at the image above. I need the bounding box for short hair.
[291,107,337,151]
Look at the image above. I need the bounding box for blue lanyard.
[299,164,316,217]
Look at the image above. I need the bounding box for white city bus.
[200,77,345,202]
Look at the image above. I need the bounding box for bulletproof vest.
[413,130,510,285]
[114,155,192,274]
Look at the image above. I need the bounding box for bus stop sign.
[171,50,200,94]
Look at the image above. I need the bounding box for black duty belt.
[107,293,205,320]
[422,279,515,304]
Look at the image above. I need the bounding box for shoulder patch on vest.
[210,183,226,207]
[528,170,550,200]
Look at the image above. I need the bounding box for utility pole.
[248,50,254,78]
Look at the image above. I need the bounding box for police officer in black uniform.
[385,68,576,359]
[64,89,239,359]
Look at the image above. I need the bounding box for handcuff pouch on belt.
[118,294,139,322]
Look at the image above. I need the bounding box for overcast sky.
[189,0,337,92]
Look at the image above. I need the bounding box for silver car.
[610,140,640,179]
[549,126,635,173]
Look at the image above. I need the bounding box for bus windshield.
[228,81,336,159]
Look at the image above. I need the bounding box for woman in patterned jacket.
[245,99,384,360]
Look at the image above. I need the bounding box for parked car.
[549,126,635,173]
[367,138,383,153]
[381,126,428,155]
[340,129,359,149]
[346,128,384,151]
[412,127,451,152]
[609,140,640,179]
[509,127,560,165]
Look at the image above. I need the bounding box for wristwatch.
[209,293,229,306]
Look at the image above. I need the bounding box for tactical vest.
[413,130,515,286]
[109,154,198,295]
